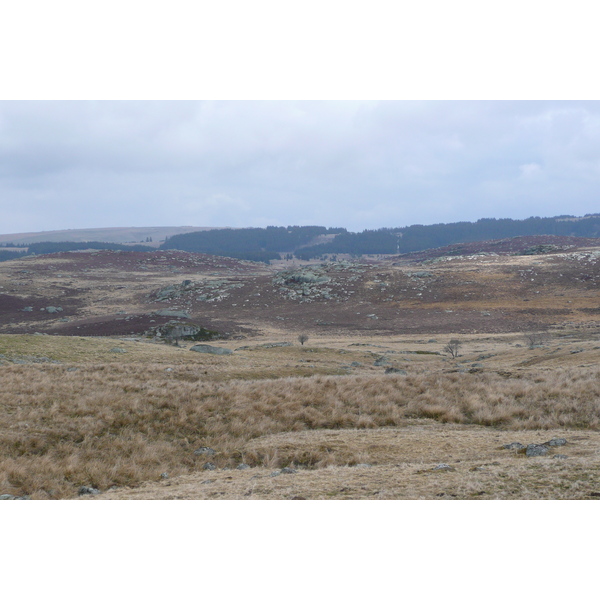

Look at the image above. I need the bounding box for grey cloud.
[2,100,600,234]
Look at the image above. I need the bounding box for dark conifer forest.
[2,215,600,263]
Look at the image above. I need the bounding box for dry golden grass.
[2,350,600,499]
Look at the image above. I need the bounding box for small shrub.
[524,331,550,348]
[443,339,462,358]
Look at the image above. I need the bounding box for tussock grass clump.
[1,364,600,498]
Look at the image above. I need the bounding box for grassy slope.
[1,333,600,499]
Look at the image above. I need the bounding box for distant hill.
[3,215,600,264]
[160,226,346,263]
[294,215,600,259]
[0,226,225,246]
[159,214,600,261]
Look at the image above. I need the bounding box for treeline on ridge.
[0,249,26,262]
[294,215,600,259]
[160,226,345,263]
[2,214,600,264]
[26,241,156,255]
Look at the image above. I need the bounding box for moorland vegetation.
[2,220,600,500]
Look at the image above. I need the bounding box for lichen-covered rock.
[150,322,220,342]
[544,438,567,447]
[432,464,455,471]
[194,447,216,455]
[503,442,525,450]
[526,444,549,457]
[190,345,232,355]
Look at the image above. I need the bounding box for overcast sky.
[2,100,600,235]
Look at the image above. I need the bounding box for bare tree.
[524,330,550,349]
[298,334,309,346]
[443,338,462,358]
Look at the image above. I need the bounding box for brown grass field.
[1,239,600,500]
[1,332,600,500]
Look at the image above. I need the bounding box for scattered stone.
[373,357,390,366]
[155,284,180,301]
[355,463,372,468]
[385,367,407,375]
[45,306,63,313]
[503,442,525,450]
[203,462,217,470]
[545,438,567,447]
[189,344,233,355]
[165,367,173,372]
[350,361,362,367]
[270,470,282,477]
[526,444,549,457]
[151,322,219,342]
[280,467,297,474]
[552,455,568,460]
[0,494,16,500]
[78,486,100,496]
[194,447,216,456]
[432,464,455,471]
[21,306,33,312]
[160,472,169,479]
[236,463,250,470]
[201,479,216,485]
[110,347,127,353]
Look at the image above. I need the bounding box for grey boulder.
[526,444,549,457]
[190,345,232,355]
